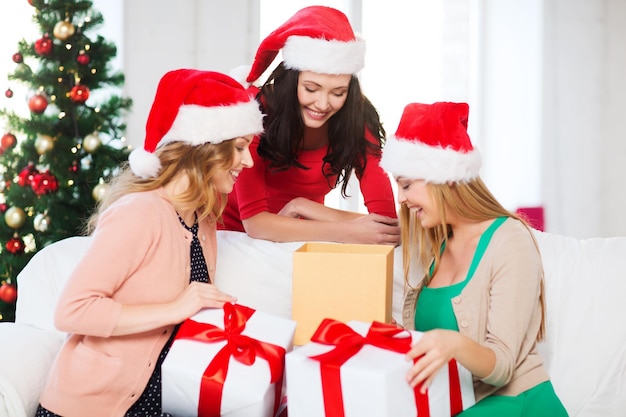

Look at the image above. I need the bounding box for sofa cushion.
[15,236,91,334]
[534,230,626,416]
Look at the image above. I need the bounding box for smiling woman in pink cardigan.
[36,69,264,417]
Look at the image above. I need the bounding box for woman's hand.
[405,329,462,393]
[246,198,400,244]
[345,214,400,245]
[173,281,237,322]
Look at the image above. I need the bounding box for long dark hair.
[256,63,385,197]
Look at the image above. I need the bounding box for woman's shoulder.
[112,188,167,209]
[491,217,539,254]
[102,189,171,226]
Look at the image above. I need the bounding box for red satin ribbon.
[448,358,463,416]
[174,303,286,417]
[309,319,464,417]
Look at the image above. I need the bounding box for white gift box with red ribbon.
[286,319,475,417]
[162,303,296,417]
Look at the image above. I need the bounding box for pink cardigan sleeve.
[54,195,164,337]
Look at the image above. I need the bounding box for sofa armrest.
[0,323,63,417]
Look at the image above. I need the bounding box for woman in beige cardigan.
[380,101,568,416]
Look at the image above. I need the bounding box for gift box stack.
[161,240,475,416]
[285,319,476,417]
[162,303,296,417]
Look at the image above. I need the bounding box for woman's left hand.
[405,329,461,393]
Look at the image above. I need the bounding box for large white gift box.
[162,303,296,417]
[286,319,475,417]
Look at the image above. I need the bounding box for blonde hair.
[84,140,236,234]
[399,177,546,340]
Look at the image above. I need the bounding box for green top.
[415,217,507,331]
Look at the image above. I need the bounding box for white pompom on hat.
[129,69,264,179]
[380,102,481,184]
[246,5,365,84]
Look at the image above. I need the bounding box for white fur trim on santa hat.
[282,35,365,75]
[129,147,162,179]
[380,135,482,184]
[160,100,264,147]
[228,64,252,88]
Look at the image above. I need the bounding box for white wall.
[122,0,260,153]
[542,0,626,237]
[475,0,543,212]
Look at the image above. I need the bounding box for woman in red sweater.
[221,6,400,245]
[36,69,264,417]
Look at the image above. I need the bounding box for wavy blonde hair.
[84,140,236,234]
[399,177,546,340]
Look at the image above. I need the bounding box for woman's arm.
[112,281,235,336]
[358,130,399,218]
[242,206,400,244]
[55,195,237,337]
[405,329,496,392]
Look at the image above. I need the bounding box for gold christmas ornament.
[35,134,55,155]
[5,206,27,229]
[53,20,76,41]
[83,132,102,153]
[92,183,109,201]
[33,212,51,232]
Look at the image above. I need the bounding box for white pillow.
[0,323,63,417]
[534,230,626,416]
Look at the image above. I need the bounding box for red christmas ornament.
[12,52,23,63]
[0,203,7,213]
[17,163,37,187]
[69,84,90,103]
[31,171,59,195]
[76,51,90,65]
[5,88,13,98]
[1,133,17,151]
[34,35,53,56]
[69,161,80,174]
[28,94,48,113]
[0,283,18,304]
[5,237,25,255]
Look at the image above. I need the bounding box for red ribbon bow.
[309,319,464,417]
[175,303,286,417]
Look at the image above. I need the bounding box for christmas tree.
[0,0,132,321]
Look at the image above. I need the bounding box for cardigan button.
[452,296,461,304]
[460,320,468,328]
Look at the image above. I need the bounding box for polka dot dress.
[36,213,209,417]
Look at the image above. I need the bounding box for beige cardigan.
[39,188,217,417]
[402,218,549,402]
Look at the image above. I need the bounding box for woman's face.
[396,177,440,228]
[297,71,351,129]
[212,135,254,193]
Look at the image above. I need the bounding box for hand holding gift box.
[286,319,475,417]
[162,303,296,417]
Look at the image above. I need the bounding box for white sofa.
[1,230,625,417]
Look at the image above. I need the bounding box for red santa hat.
[129,69,264,178]
[380,102,481,184]
[245,5,366,84]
